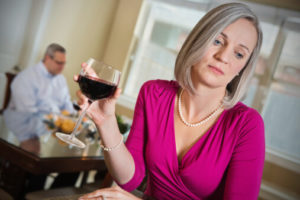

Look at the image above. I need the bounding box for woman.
[79,2,265,200]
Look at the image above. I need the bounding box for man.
[4,43,75,153]
[3,43,80,191]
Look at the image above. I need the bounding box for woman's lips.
[209,65,224,75]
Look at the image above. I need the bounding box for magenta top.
[119,80,265,200]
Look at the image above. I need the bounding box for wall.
[98,0,142,118]
[101,0,143,117]
[35,0,119,99]
[102,0,143,73]
[5,0,119,99]
[0,0,32,72]
[0,0,142,114]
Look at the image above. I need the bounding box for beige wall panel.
[35,0,119,99]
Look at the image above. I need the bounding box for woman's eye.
[235,52,244,59]
[213,39,222,46]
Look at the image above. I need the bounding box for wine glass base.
[55,132,86,149]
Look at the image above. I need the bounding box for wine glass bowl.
[55,58,121,148]
[78,59,120,101]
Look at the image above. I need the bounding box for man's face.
[45,52,66,75]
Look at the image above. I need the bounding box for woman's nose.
[214,48,230,64]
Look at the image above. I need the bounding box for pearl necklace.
[178,89,223,127]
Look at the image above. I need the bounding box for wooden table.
[0,131,106,199]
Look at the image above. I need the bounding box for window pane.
[274,19,300,85]
[262,83,300,161]
[260,21,280,59]
[242,77,259,107]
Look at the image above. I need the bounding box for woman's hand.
[74,63,122,125]
[78,185,141,200]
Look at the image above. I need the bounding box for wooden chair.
[0,72,16,114]
[0,188,13,200]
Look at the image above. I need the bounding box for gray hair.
[174,3,263,108]
[43,43,66,60]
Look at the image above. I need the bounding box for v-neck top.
[119,80,265,200]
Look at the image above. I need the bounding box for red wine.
[78,75,117,100]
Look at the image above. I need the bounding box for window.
[120,0,300,168]
[263,83,300,160]
[123,1,206,99]
[260,18,300,164]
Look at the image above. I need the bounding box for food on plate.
[60,118,76,134]
[61,110,70,116]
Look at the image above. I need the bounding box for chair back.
[0,72,16,114]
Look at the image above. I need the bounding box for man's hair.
[174,3,263,108]
[43,43,66,61]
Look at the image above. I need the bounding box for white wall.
[0,0,32,72]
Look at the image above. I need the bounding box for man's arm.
[58,76,75,113]
[10,74,38,113]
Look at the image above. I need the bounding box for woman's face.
[191,18,258,90]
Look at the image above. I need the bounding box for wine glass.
[55,58,121,148]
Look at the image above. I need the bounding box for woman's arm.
[77,72,148,188]
[96,113,136,185]
[215,110,265,200]
[81,87,136,185]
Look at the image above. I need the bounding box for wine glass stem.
[70,103,90,138]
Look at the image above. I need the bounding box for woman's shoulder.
[140,79,179,94]
[141,79,179,89]
[229,102,261,116]
[225,102,264,126]
[220,102,264,144]
[136,80,179,105]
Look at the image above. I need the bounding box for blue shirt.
[4,61,74,141]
